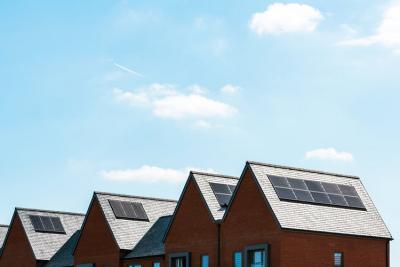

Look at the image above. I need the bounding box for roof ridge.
[247,161,360,179]
[94,191,178,203]
[190,171,238,180]
[15,207,85,216]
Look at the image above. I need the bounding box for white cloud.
[221,84,240,95]
[100,165,217,183]
[113,84,237,120]
[339,4,400,52]
[249,3,323,35]
[194,120,213,129]
[305,148,354,162]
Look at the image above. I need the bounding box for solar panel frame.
[108,200,149,221]
[210,182,237,207]
[29,215,66,234]
[268,175,366,211]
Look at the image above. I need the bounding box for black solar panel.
[109,200,148,221]
[210,182,236,207]
[29,215,65,234]
[268,175,366,210]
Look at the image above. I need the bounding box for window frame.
[168,252,190,267]
[334,252,344,267]
[245,244,269,267]
[200,254,209,267]
[233,251,243,267]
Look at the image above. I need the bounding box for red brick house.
[73,191,176,267]
[220,162,392,267]
[164,171,239,267]
[0,208,84,267]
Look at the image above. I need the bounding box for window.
[233,252,242,267]
[245,244,269,267]
[153,262,161,267]
[128,265,141,267]
[201,255,209,267]
[334,252,344,267]
[169,252,190,267]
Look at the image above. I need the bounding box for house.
[73,192,177,267]
[123,216,172,267]
[0,208,84,267]
[0,225,8,255]
[164,171,239,267]
[221,161,392,267]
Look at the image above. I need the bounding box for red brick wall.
[165,178,218,267]
[74,197,121,267]
[123,256,164,267]
[0,214,37,267]
[221,167,389,267]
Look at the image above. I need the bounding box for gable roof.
[125,215,172,259]
[44,230,80,267]
[191,171,239,221]
[14,208,84,261]
[0,224,8,251]
[93,192,177,251]
[240,161,392,239]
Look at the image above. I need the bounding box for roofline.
[190,170,239,180]
[282,227,393,241]
[0,224,8,227]
[247,161,360,179]
[15,207,85,216]
[125,253,165,259]
[94,191,178,203]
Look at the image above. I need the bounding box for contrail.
[113,63,144,77]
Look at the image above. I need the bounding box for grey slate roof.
[191,172,239,221]
[95,192,177,251]
[0,224,8,250]
[16,208,85,261]
[247,161,392,239]
[125,216,172,259]
[44,230,80,267]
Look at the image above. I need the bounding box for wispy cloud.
[305,148,354,162]
[249,3,323,35]
[100,165,217,183]
[339,3,400,53]
[113,83,237,121]
[113,63,144,77]
[221,84,240,95]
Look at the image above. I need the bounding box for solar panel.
[109,200,148,221]
[29,215,65,234]
[268,175,366,210]
[210,182,236,207]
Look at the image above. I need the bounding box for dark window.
[153,263,161,267]
[245,244,268,267]
[201,255,209,267]
[233,252,242,267]
[169,252,190,267]
[334,252,344,267]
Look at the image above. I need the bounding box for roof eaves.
[15,207,85,216]
[190,171,239,180]
[94,191,177,203]
[247,161,360,179]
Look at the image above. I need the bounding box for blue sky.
[1,0,399,264]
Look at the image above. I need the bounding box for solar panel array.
[29,215,66,234]
[108,200,149,221]
[210,182,236,207]
[268,175,366,210]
